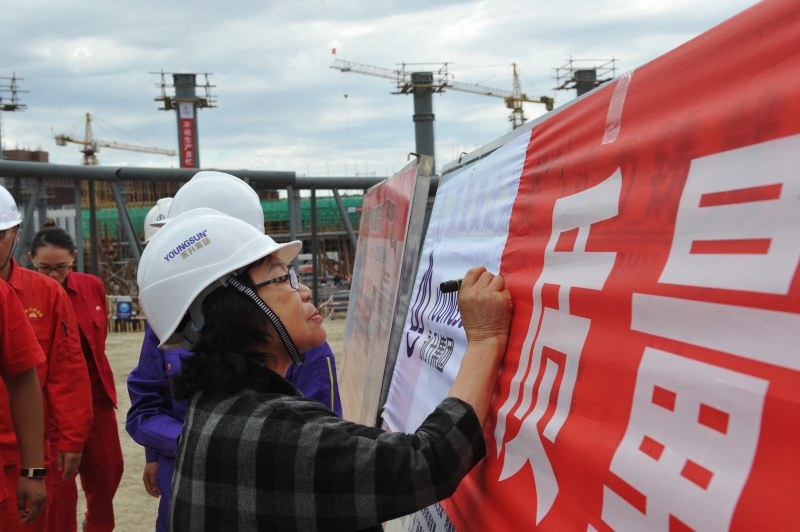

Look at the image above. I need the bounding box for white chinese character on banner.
[495,168,622,523]
[659,134,800,295]
[603,135,800,531]
[602,348,768,532]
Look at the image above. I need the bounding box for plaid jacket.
[169,367,485,532]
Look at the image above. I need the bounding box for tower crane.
[55,113,176,166]
[331,59,553,129]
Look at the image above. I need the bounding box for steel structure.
[54,113,176,165]
[331,59,555,160]
[0,159,429,299]
[153,71,216,169]
[0,73,27,161]
[554,57,618,97]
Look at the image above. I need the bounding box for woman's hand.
[143,462,161,498]
[448,266,513,428]
[458,266,513,349]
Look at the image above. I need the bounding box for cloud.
[1,0,758,177]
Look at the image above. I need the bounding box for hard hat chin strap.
[224,274,305,365]
[180,284,218,352]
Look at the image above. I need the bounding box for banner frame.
[373,154,434,427]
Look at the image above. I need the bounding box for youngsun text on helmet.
[163,231,210,262]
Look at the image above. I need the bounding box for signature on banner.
[406,253,463,372]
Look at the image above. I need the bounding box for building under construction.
[0,150,368,304]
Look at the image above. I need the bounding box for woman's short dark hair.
[172,271,277,400]
[30,220,76,256]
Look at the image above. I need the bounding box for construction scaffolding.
[0,159,404,302]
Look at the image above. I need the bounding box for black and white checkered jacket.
[168,367,485,532]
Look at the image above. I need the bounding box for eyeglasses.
[253,269,299,291]
[35,264,73,274]
[0,225,20,240]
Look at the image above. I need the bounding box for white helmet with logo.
[152,171,265,233]
[143,197,173,244]
[0,186,22,231]
[138,207,300,350]
[0,186,23,270]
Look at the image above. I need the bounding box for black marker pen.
[439,279,463,293]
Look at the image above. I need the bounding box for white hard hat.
[138,207,301,349]
[153,171,265,233]
[143,197,173,244]
[0,186,22,231]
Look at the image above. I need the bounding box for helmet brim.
[0,219,22,231]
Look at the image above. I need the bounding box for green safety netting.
[81,196,363,240]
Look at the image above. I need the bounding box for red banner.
[444,1,800,530]
[342,167,418,425]
[179,102,195,168]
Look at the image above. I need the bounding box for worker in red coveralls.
[28,222,123,532]
[0,187,94,531]
[0,195,47,525]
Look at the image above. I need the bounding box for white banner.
[382,131,528,433]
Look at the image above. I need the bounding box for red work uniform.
[0,280,46,511]
[49,272,122,532]
[0,260,93,532]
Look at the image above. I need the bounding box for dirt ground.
[82,315,348,531]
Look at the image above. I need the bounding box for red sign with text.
[179,102,195,168]
[443,1,800,530]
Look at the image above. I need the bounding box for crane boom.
[94,139,175,156]
[331,58,553,128]
[447,80,512,99]
[331,59,403,82]
[55,113,175,165]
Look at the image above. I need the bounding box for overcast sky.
[1,0,758,178]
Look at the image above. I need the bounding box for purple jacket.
[126,323,342,532]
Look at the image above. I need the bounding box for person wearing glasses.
[126,174,342,532]
[0,186,58,528]
[0,189,93,532]
[28,221,123,532]
[138,209,512,532]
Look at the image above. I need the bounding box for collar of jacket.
[6,259,24,292]
[63,270,78,294]
[245,362,304,398]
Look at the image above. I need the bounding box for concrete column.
[575,69,597,96]
[173,73,200,169]
[412,71,435,170]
